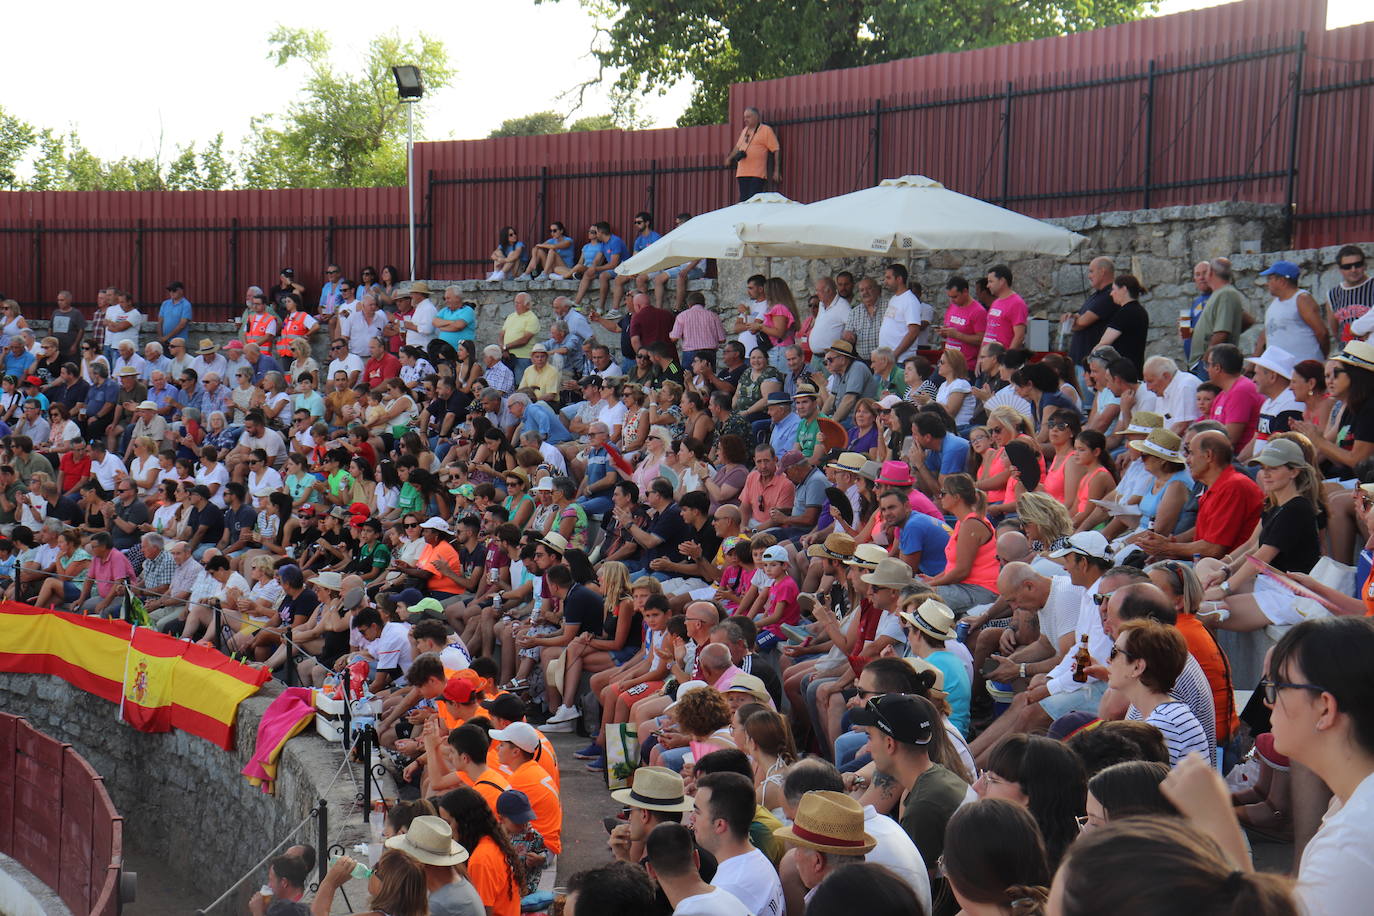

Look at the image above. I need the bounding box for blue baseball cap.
[496,789,536,825]
[1259,259,1300,281]
[766,391,791,405]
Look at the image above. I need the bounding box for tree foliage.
[239,27,454,188]
[550,0,1157,125]
[489,110,620,137]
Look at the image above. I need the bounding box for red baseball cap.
[443,676,479,705]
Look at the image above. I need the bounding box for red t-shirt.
[1196,466,1263,552]
[985,293,1028,349]
[1208,375,1265,450]
[59,453,92,493]
[364,353,402,388]
[628,305,678,359]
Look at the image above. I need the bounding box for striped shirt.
[1128,653,1217,764]
[1333,276,1374,342]
[1145,701,1210,767]
[671,304,726,352]
[844,301,884,359]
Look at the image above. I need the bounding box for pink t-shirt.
[943,301,988,364]
[985,294,1028,349]
[1208,375,1265,450]
[765,304,796,348]
[761,574,800,636]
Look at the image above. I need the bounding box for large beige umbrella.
[735,175,1086,258]
[617,192,802,274]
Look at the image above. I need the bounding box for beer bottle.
[1073,634,1091,683]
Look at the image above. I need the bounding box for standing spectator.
[276,294,321,362]
[984,265,1028,352]
[669,292,726,365]
[1256,259,1328,363]
[629,292,677,363]
[268,269,305,313]
[1065,256,1117,368]
[1097,274,1150,372]
[1334,245,1374,342]
[157,282,192,350]
[501,294,541,380]
[879,264,925,362]
[1189,258,1247,375]
[240,294,278,352]
[102,290,141,366]
[402,282,437,348]
[49,291,86,362]
[939,276,988,367]
[842,277,884,360]
[1183,261,1211,363]
[318,264,343,314]
[806,276,851,366]
[88,288,110,364]
[728,106,780,201]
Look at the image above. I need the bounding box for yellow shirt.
[502,310,541,358]
[519,363,561,399]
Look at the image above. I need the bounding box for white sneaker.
[546,704,580,724]
[541,718,577,733]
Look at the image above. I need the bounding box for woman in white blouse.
[127,436,162,497]
[936,348,977,428]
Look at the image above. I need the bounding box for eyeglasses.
[1092,590,1117,606]
[1258,677,1325,705]
[1107,644,1133,662]
[404,521,420,528]
[854,688,884,700]
[1048,420,1071,430]
[1339,260,1366,270]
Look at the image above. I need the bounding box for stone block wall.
[0,674,381,915]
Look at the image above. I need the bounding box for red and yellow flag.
[0,602,269,749]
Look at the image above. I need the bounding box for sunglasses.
[1107,644,1131,662]
[1339,260,1366,270]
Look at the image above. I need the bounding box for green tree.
[0,106,36,190]
[549,0,1156,124]
[240,27,454,188]
[568,114,617,132]
[489,111,569,138]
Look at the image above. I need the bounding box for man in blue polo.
[157,282,193,348]
[509,392,572,445]
[610,211,663,308]
[765,392,799,454]
[878,489,949,577]
[909,412,971,497]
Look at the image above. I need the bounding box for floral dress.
[733,367,781,417]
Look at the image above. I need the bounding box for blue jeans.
[510,357,531,380]
[834,730,869,767]
[578,494,613,517]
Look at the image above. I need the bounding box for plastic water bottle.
[368,799,386,865]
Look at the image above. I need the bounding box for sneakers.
[585,755,607,772]
[574,742,602,759]
[601,309,624,321]
[546,704,580,724]
[541,718,577,733]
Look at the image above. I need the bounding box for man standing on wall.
[728,107,780,202]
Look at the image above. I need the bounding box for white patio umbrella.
[617,192,802,275]
[734,174,1086,258]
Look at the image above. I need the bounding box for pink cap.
[875,460,914,487]
[224,340,245,350]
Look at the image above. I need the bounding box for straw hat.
[772,790,876,855]
[805,532,858,561]
[610,766,695,813]
[308,571,343,592]
[407,280,433,297]
[195,339,218,355]
[384,816,469,866]
[724,673,771,704]
[825,339,864,363]
[861,557,918,591]
[826,452,867,474]
[843,543,888,569]
[136,400,158,411]
[1334,340,1374,372]
[1128,427,1183,463]
[1123,411,1163,435]
[899,598,956,642]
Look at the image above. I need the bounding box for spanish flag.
[0,602,269,749]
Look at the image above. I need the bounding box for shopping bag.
[605,722,640,790]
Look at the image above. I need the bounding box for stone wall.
[0,674,381,915]
[712,201,1371,361]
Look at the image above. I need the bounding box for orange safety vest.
[276,312,312,358]
[244,313,276,347]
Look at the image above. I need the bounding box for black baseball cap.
[165,281,184,292]
[849,694,933,746]
[479,693,527,722]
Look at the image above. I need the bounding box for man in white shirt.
[326,337,365,387]
[808,276,851,366]
[775,791,877,909]
[88,440,128,494]
[879,264,925,361]
[1140,355,1202,435]
[402,282,437,347]
[102,294,142,361]
[646,822,752,916]
[344,295,388,358]
[351,605,414,691]
[693,772,784,916]
[732,275,771,356]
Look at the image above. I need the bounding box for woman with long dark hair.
[978,734,1086,870]
[943,798,1051,915]
[489,226,526,280]
[1041,408,1083,505]
[877,400,919,464]
[438,787,524,916]
[1069,429,1118,528]
[1081,761,1177,831]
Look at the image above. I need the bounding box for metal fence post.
[1142,60,1157,209]
[315,799,328,889]
[229,218,240,307]
[134,220,144,306]
[999,82,1014,206]
[538,166,549,244]
[871,99,884,188]
[31,221,42,305]
[648,160,659,217]
[325,216,336,268]
[1283,31,1307,246]
[424,170,435,278]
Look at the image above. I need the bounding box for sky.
[2,0,1368,173]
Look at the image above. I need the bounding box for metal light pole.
[391,65,425,281]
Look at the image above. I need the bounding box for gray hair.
[42,519,64,534]
[550,320,569,335]
[360,292,377,307]
[1142,355,1178,378]
[785,345,804,359]
[588,421,609,436]
[444,284,462,297]
[167,540,189,555]
[508,393,531,409]
[117,339,135,351]
[483,345,503,360]
[182,407,202,422]
[145,341,164,357]
[208,410,227,426]
[552,296,572,311]
[263,371,286,391]
[871,346,895,364]
[514,292,532,308]
[1088,346,1123,367]
[520,429,545,444]
[141,532,165,551]
[202,372,220,385]
[246,285,264,296]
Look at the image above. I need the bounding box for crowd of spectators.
[5,238,1374,916]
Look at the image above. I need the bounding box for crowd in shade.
[5,234,1374,916]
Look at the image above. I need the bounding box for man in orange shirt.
[431,722,511,812]
[482,693,560,790]
[728,106,780,202]
[490,721,562,854]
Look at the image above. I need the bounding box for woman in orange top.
[1070,430,1118,528]
[922,473,999,614]
[439,787,524,916]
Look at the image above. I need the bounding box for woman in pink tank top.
[922,473,1000,613]
[1042,407,1083,503]
[1071,429,1119,526]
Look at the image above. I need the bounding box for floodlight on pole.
[391,65,425,281]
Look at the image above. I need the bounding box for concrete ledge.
[0,674,386,915]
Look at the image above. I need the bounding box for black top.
[643,503,691,566]
[188,502,225,544]
[1259,497,1321,574]
[561,583,606,636]
[1069,286,1117,364]
[278,588,319,627]
[1106,300,1150,372]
